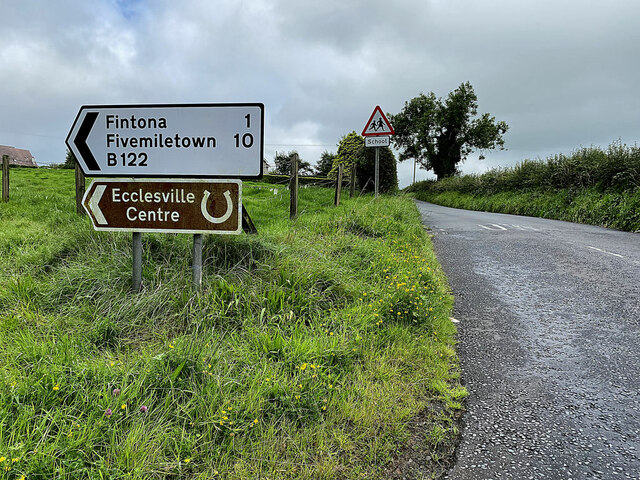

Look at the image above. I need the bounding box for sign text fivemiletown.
[66,103,264,178]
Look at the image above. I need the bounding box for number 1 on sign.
[235,113,253,148]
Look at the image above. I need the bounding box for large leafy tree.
[64,150,76,169]
[330,131,363,178]
[330,131,398,194]
[315,150,336,177]
[390,82,508,179]
[358,146,398,194]
[274,151,314,175]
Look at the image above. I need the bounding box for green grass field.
[0,168,465,479]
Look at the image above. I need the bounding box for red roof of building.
[0,145,37,167]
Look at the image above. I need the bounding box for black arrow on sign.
[74,111,100,171]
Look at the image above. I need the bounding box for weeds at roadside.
[0,169,464,479]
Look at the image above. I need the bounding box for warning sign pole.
[362,106,394,199]
[375,147,380,198]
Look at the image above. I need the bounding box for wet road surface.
[415,201,640,479]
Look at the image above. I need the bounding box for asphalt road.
[415,201,640,480]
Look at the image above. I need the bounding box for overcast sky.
[2,0,639,187]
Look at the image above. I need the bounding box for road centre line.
[478,224,508,231]
[586,246,624,258]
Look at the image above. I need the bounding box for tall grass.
[408,141,640,231]
[0,169,464,479]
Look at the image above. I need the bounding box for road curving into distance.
[415,200,640,479]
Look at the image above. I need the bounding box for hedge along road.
[415,201,640,479]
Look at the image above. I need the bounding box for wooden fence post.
[75,162,86,215]
[290,153,299,219]
[2,155,9,202]
[334,164,343,206]
[349,164,356,198]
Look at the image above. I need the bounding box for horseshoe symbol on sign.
[201,190,234,224]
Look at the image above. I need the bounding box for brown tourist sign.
[82,178,242,234]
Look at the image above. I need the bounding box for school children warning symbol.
[361,106,395,137]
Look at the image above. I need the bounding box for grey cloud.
[1,0,639,187]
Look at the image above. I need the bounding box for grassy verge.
[0,168,465,479]
[408,142,640,232]
[412,187,640,232]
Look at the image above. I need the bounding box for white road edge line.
[586,246,624,258]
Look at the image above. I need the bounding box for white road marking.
[587,246,624,258]
[478,224,508,231]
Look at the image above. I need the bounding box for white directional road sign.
[66,103,264,178]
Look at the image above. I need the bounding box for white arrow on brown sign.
[82,178,242,234]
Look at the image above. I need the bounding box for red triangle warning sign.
[361,106,394,136]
